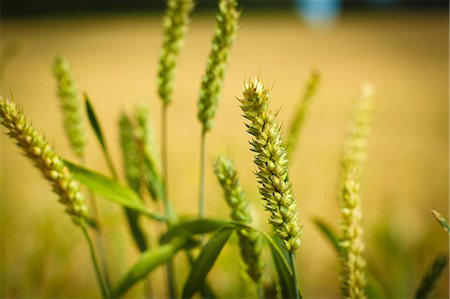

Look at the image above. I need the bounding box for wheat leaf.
[314,218,342,253]
[65,161,167,222]
[258,230,300,298]
[112,240,186,297]
[415,253,448,298]
[84,94,118,178]
[182,226,235,298]
[164,218,230,242]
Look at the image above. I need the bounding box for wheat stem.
[199,130,206,219]
[256,283,265,299]
[289,252,300,299]
[81,223,110,299]
[81,155,111,290]
[160,103,178,299]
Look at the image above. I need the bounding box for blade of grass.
[313,218,341,253]
[258,230,299,298]
[182,226,235,298]
[112,239,186,298]
[66,161,168,222]
[163,218,230,242]
[415,254,448,298]
[84,93,118,178]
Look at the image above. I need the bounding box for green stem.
[199,130,206,219]
[161,103,178,299]
[289,251,301,299]
[81,157,111,291]
[81,223,110,299]
[256,282,264,299]
[87,190,111,290]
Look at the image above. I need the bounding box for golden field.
[0,9,448,298]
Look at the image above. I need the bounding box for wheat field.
[0,9,448,298]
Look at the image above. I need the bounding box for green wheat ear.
[339,83,375,299]
[157,0,194,105]
[119,113,142,193]
[119,105,161,201]
[52,55,87,159]
[240,78,301,252]
[197,0,240,133]
[0,97,88,224]
[431,209,450,234]
[214,155,264,283]
[286,70,320,156]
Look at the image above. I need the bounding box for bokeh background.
[1,0,448,298]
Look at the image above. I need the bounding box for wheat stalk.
[338,83,375,299]
[0,97,88,224]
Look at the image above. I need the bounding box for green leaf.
[85,94,106,151]
[143,149,164,201]
[260,232,297,299]
[415,253,448,298]
[314,218,341,253]
[65,161,167,222]
[182,226,235,298]
[164,218,230,242]
[112,240,186,297]
[84,93,118,178]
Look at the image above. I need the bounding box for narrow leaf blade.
[65,161,167,221]
[415,253,449,298]
[165,218,230,241]
[112,240,185,297]
[260,232,297,299]
[85,94,106,151]
[84,94,118,177]
[182,226,235,298]
[314,218,341,253]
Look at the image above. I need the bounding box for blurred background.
[0,0,448,298]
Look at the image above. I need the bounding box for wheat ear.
[339,83,375,299]
[240,78,301,252]
[53,55,86,159]
[286,70,320,156]
[0,97,88,224]
[197,0,240,133]
[214,155,264,284]
[157,0,194,106]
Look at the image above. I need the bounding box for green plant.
[0,1,447,299]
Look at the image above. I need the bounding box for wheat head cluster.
[0,0,448,298]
